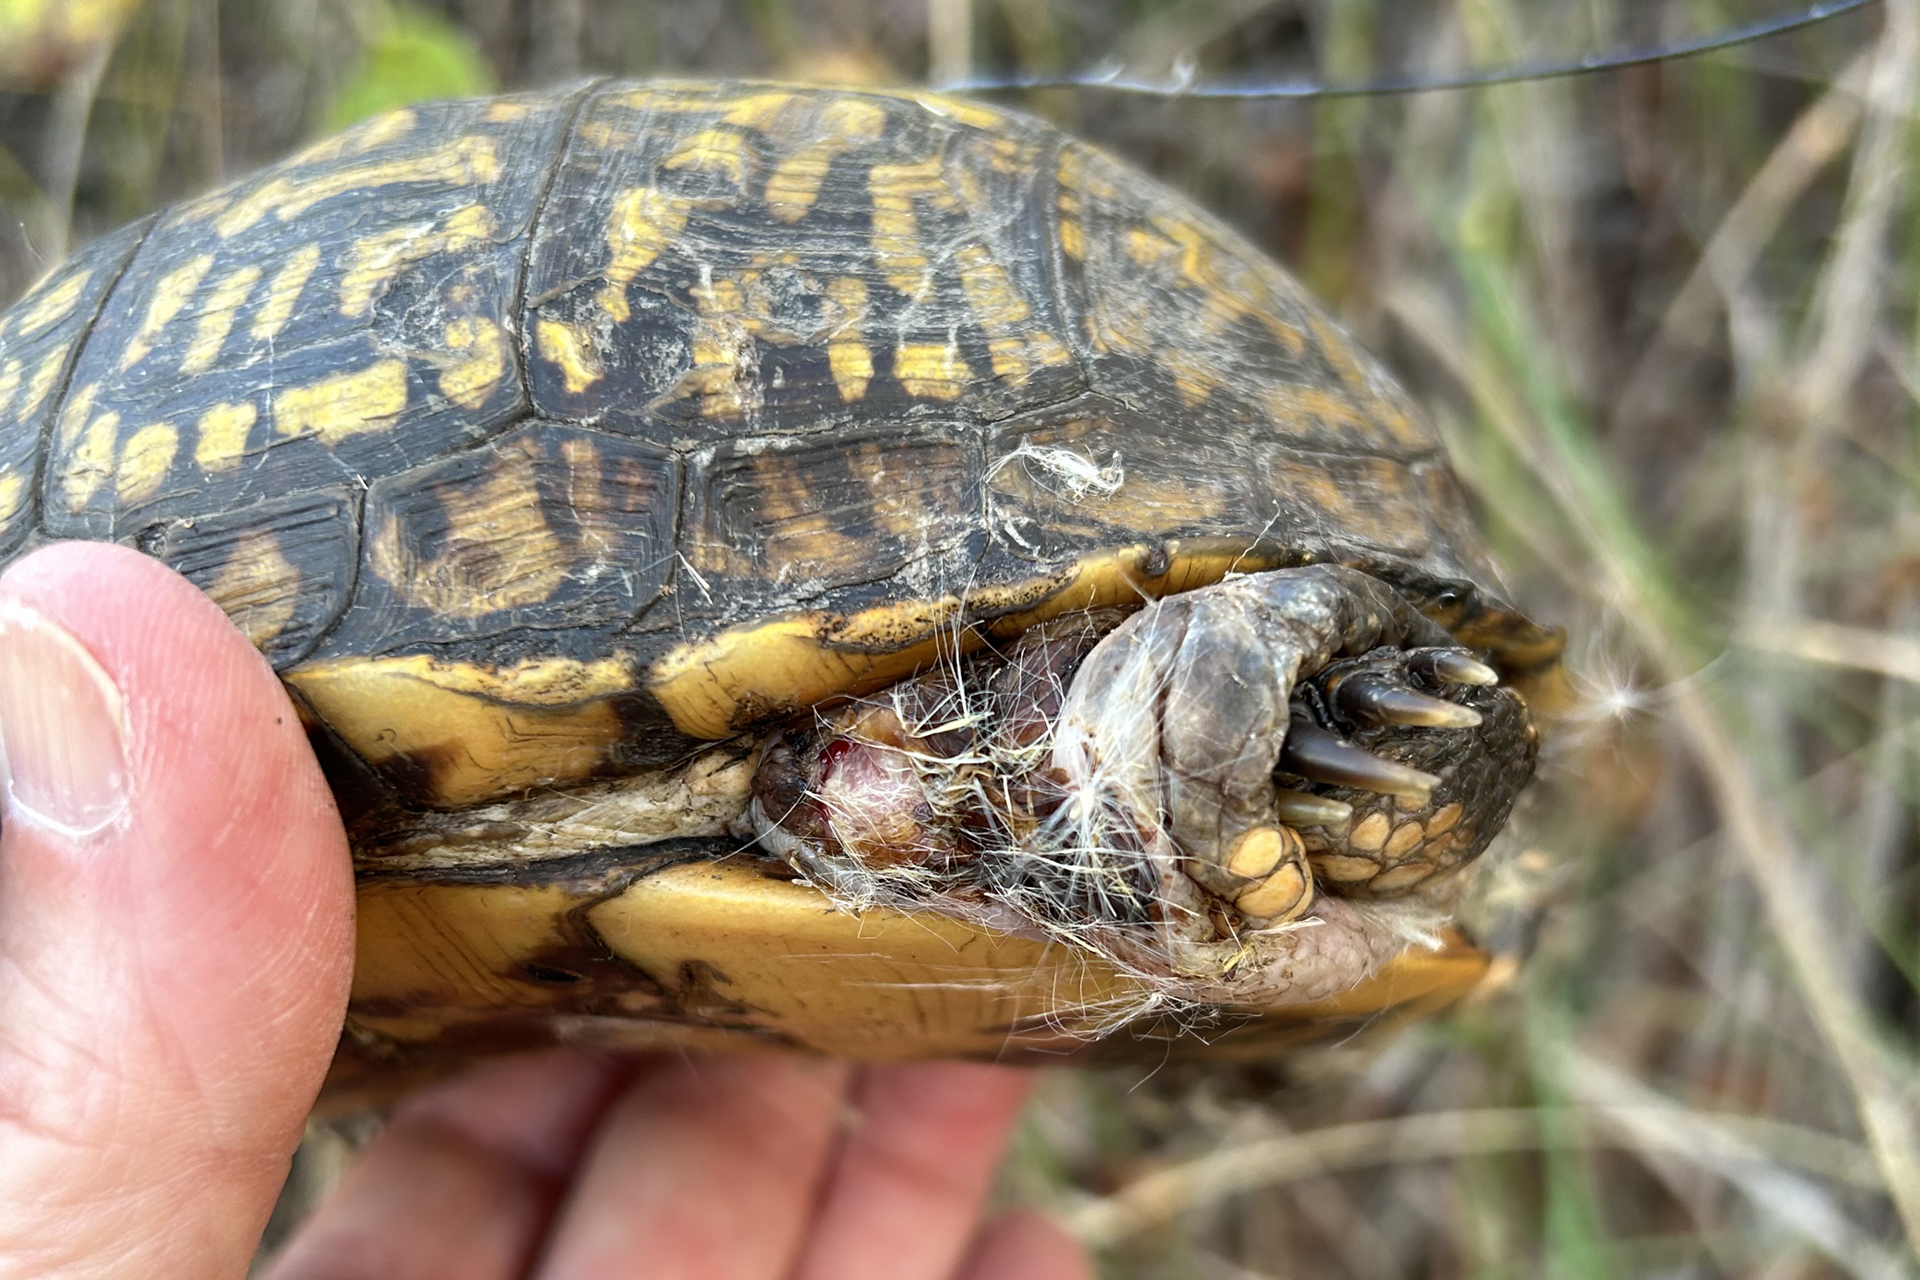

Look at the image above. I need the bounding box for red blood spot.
[819,736,858,782]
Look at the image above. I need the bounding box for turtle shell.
[0,80,1559,1095]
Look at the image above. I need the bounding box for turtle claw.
[1274,787,1352,828]
[1336,673,1483,729]
[1412,648,1499,687]
[1280,716,1438,799]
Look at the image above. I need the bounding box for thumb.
[0,542,354,1279]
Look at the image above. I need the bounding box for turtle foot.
[747,565,1538,1004]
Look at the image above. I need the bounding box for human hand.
[0,543,1090,1279]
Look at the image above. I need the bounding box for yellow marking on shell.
[663,318,756,418]
[894,340,968,401]
[765,98,888,223]
[273,360,409,447]
[953,242,1072,385]
[720,90,797,128]
[118,253,215,372]
[216,135,501,238]
[252,243,321,341]
[437,316,508,410]
[116,422,180,505]
[57,382,97,445]
[690,274,744,317]
[556,436,612,553]
[625,85,796,128]
[1055,150,1091,262]
[181,265,263,375]
[1305,312,1422,449]
[13,268,91,336]
[648,538,1295,739]
[482,100,533,122]
[1263,451,1427,553]
[61,409,119,512]
[285,653,637,806]
[260,103,446,180]
[349,107,417,152]
[825,277,872,401]
[339,205,496,318]
[986,134,1034,175]
[194,401,258,472]
[598,187,694,323]
[989,423,1228,530]
[0,358,22,419]
[536,317,605,394]
[0,469,24,528]
[869,153,956,301]
[367,445,568,618]
[662,127,757,190]
[1262,385,1390,450]
[18,347,66,421]
[203,531,298,648]
[1158,215,1308,359]
[173,189,233,223]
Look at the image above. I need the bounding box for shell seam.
[27,213,160,544]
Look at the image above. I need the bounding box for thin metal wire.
[938,0,1880,98]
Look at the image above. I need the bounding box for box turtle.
[0,79,1561,1100]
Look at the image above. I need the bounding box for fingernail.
[0,602,130,838]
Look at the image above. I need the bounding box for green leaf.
[321,2,494,133]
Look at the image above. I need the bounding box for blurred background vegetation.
[1,0,1915,1274]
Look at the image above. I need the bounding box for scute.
[1052,141,1434,462]
[680,425,984,626]
[0,217,151,558]
[524,82,1085,435]
[40,88,579,543]
[138,489,358,666]
[317,421,679,659]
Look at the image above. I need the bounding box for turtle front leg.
[748,564,1537,1001]
[1046,564,1536,928]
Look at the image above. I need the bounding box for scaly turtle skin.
[0,80,1561,1104]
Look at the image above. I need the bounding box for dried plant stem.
[1615,50,1871,423]
[1793,0,1920,432]
[1066,1104,1886,1254]
[1738,616,1920,685]
[927,0,972,85]
[32,37,111,265]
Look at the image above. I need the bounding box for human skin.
[0,542,1090,1280]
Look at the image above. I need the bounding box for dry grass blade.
[1564,1050,1916,1280]
[1793,0,1920,430]
[1739,615,1920,684]
[1064,1103,1890,1257]
[1613,50,1870,426]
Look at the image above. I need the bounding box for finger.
[790,1062,1035,1280]
[535,1054,852,1280]
[0,542,354,1278]
[263,1049,631,1280]
[957,1209,1095,1280]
